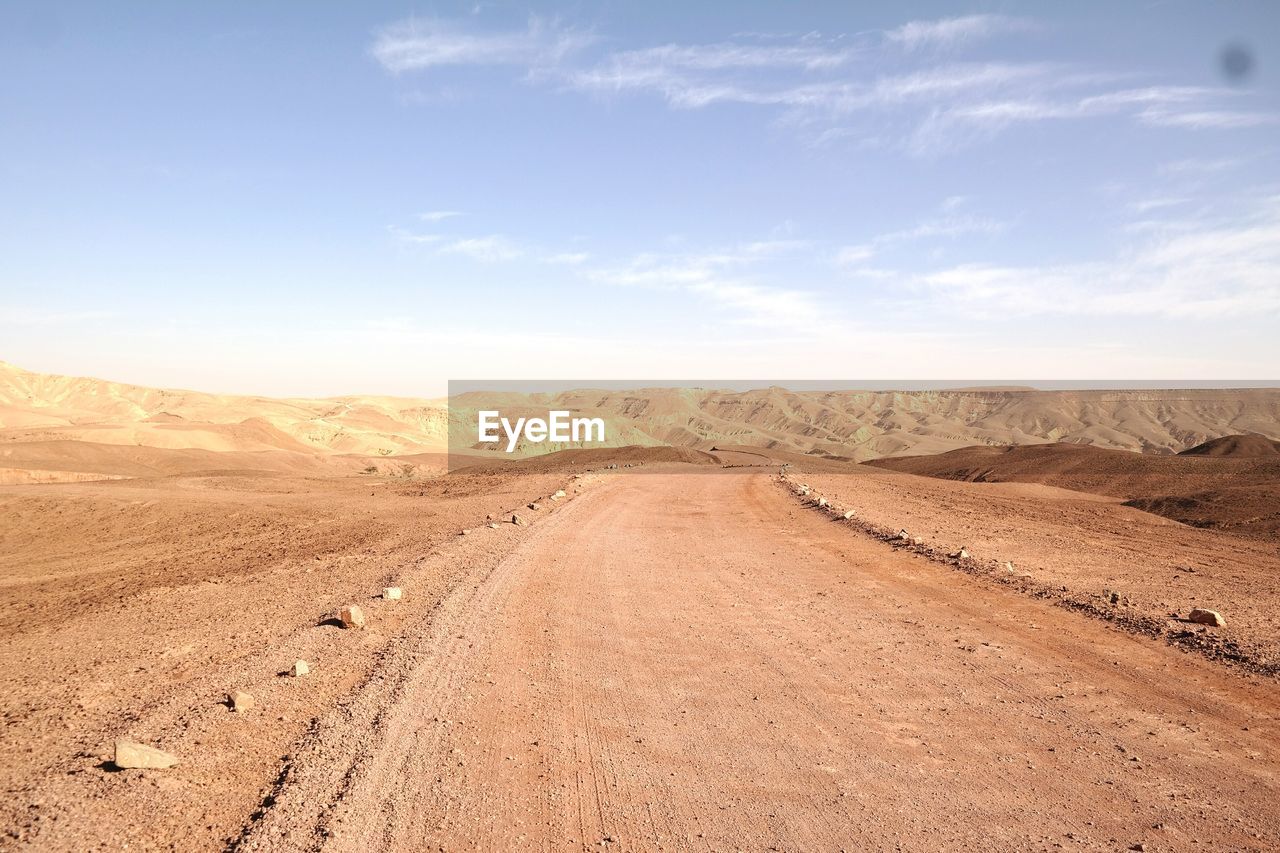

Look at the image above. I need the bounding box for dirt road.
[241,471,1280,852]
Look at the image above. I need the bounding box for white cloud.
[913,199,1280,318]
[836,212,1008,266]
[388,226,443,245]
[1140,108,1279,129]
[437,235,524,262]
[886,15,1036,51]
[587,243,826,330]
[1128,197,1187,214]
[373,14,1272,153]
[371,16,592,73]
[544,251,590,265]
[418,210,463,222]
[834,244,875,265]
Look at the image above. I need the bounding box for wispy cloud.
[436,235,523,262]
[371,16,593,73]
[1140,108,1279,129]
[836,208,1008,265]
[388,225,443,245]
[886,14,1036,51]
[418,210,463,222]
[912,197,1280,317]
[543,251,590,265]
[372,13,1273,154]
[587,242,825,329]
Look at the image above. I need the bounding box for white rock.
[291,660,310,677]
[897,529,910,540]
[382,586,402,601]
[338,605,366,629]
[1188,608,1225,627]
[114,740,181,770]
[554,489,567,498]
[230,690,255,712]
[843,510,856,520]
[512,514,526,526]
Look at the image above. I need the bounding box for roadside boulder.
[896,529,910,541]
[528,502,542,511]
[114,740,181,770]
[843,510,856,520]
[554,489,567,498]
[816,497,828,507]
[382,586,402,601]
[512,514,526,526]
[1188,608,1226,627]
[338,605,366,629]
[950,548,970,560]
[230,690,255,712]
[291,660,310,677]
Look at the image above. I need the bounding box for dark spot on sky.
[1220,42,1255,83]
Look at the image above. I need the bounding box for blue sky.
[2,2,1278,396]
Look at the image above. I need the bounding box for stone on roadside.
[554,489,567,498]
[843,510,856,520]
[1004,561,1015,573]
[230,690,255,712]
[950,548,969,560]
[912,536,924,546]
[338,605,366,629]
[1188,608,1225,627]
[291,660,310,677]
[512,514,526,526]
[897,529,910,540]
[487,522,499,529]
[528,502,541,511]
[114,740,181,770]
[816,497,828,507]
[382,586,402,601]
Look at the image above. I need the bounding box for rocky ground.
[2,454,1278,850]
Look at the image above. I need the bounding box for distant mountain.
[0,361,448,456]
[4,362,1279,467]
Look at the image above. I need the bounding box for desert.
[3,362,1280,850]
[6,4,1280,849]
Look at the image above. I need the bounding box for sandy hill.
[1179,433,1280,457]
[0,361,448,456]
[868,440,1280,540]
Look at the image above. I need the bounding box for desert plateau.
[2,363,1280,850]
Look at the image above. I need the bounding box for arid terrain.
[7,363,1280,474]
[2,365,1280,850]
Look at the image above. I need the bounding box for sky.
[2,1,1278,397]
